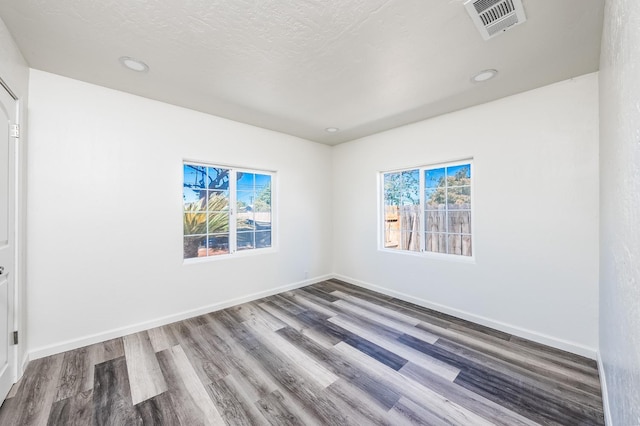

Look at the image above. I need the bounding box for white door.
[0,84,17,401]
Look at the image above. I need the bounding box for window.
[382,161,472,257]
[183,162,273,260]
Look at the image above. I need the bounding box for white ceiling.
[0,0,604,145]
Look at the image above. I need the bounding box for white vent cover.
[464,0,527,40]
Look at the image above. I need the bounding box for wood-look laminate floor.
[0,279,605,425]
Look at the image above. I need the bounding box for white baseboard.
[597,352,613,426]
[28,274,332,360]
[332,274,598,359]
[20,353,28,375]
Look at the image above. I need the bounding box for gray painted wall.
[599,0,640,424]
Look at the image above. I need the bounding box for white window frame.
[379,159,474,261]
[183,161,276,263]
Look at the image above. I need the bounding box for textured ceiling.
[0,0,604,145]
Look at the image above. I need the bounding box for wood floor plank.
[255,390,312,426]
[244,320,339,389]
[331,290,421,326]
[396,333,603,424]
[0,281,605,425]
[276,326,402,410]
[156,345,225,426]
[55,346,90,402]
[206,375,269,426]
[135,392,181,425]
[399,361,538,426]
[329,314,460,381]
[82,338,125,392]
[47,389,93,426]
[334,341,495,426]
[147,325,180,353]
[218,320,349,425]
[258,301,309,332]
[232,302,287,331]
[123,332,168,405]
[92,356,143,426]
[387,396,454,426]
[3,354,64,426]
[323,379,394,426]
[205,320,287,404]
[416,319,602,395]
[433,337,604,411]
[174,323,232,385]
[295,308,409,371]
[333,298,440,344]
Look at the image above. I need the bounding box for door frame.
[0,76,22,386]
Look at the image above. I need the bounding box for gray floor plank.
[3,354,64,426]
[92,356,143,426]
[47,389,93,426]
[0,280,604,425]
[206,375,270,426]
[123,332,168,405]
[156,345,225,425]
[135,392,181,426]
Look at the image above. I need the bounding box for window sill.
[183,246,278,264]
[378,247,476,264]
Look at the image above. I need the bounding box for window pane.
[237,172,254,191]
[385,170,419,206]
[237,190,254,211]
[255,231,271,248]
[237,211,256,231]
[184,213,206,235]
[184,236,206,259]
[446,164,471,186]
[448,234,463,255]
[384,172,402,207]
[237,231,255,250]
[448,210,472,233]
[207,167,230,190]
[425,188,445,210]
[462,235,472,256]
[402,170,420,205]
[254,175,271,212]
[182,187,204,210]
[208,234,230,255]
[425,167,446,189]
[426,233,447,254]
[384,205,400,249]
[447,186,471,209]
[399,205,420,234]
[255,215,271,230]
[184,164,207,189]
[447,234,472,256]
[425,210,445,233]
[207,212,229,233]
[401,232,421,251]
[207,190,229,210]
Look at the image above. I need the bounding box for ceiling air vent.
[464,0,527,40]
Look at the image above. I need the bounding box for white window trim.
[379,159,475,262]
[182,160,277,263]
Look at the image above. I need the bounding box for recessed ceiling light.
[471,69,498,83]
[119,56,149,73]
[325,127,340,133]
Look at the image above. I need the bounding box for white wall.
[27,70,333,357]
[332,74,599,357]
[599,0,640,424]
[0,17,29,372]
